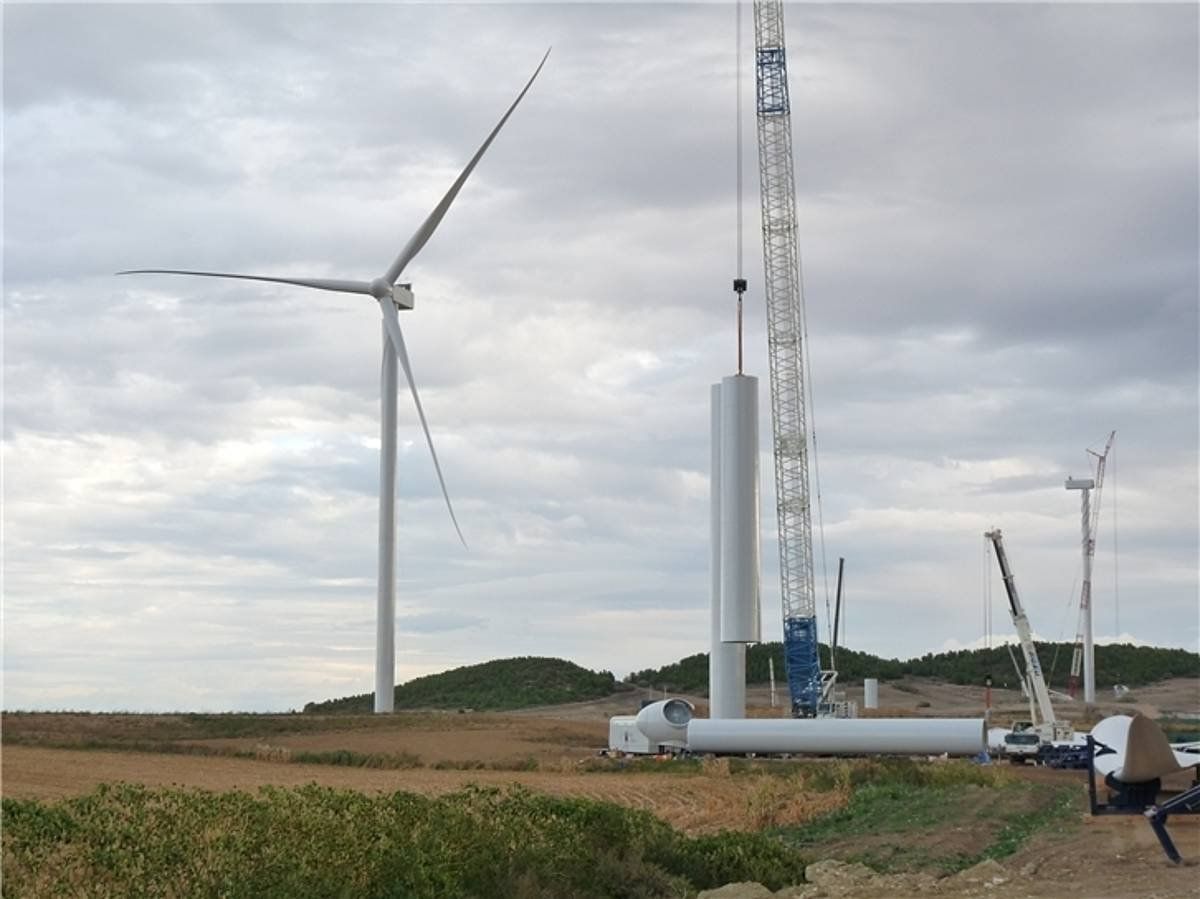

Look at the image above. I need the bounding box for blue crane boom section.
[753,0,822,716]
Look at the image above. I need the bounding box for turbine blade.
[378,299,468,549]
[383,47,551,285]
[118,269,375,296]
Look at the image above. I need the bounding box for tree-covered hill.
[304,657,623,714]
[627,642,1200,695]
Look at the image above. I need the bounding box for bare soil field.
[185,716,605,766]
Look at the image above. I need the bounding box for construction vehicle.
[984,529,1076,759]
[1003,725,1043,762]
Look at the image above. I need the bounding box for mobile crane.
[984,529,1076,759]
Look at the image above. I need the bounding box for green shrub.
[3,783,810,898]
[289,749,422,769]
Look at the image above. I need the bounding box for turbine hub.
[368,278,392,300]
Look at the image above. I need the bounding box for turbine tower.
[120,51,549,713]
[1065,429,1116,707]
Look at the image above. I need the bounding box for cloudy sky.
[4,2,1196,712]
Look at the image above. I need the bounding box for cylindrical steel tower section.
[686,717,986,756]
[719,374,762,644]
[375,326,399,714]
[1080,486,1095,706]
[864,678,879,710]
[710,383,747,718]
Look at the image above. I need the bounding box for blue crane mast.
[752,0,823,716]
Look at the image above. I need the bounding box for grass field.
[2,759,1063,898]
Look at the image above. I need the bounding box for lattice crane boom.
[752,0,821,716]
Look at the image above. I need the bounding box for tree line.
[627,642,1200,695]
[304,656,620,713]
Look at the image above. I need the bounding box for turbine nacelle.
[371,278,414,309]
[393,283,414,310]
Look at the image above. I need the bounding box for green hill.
[304,656,622,714]
[627,642,1200,695]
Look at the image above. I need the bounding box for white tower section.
[710,385,746,718]
[863,678,879,710]
[376,325,400,713]
[709,376,762,718]
[720,375,763,644]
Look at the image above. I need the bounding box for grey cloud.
[399,611,485,634]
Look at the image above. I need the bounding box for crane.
[985,529,1075,746]
[751,0,825,717]
[1066,430,1116,703]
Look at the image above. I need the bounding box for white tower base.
[710,383,746,718]
[375,325,398,714]
[709,376,761,719]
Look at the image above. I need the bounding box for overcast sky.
[4,2,1197,712]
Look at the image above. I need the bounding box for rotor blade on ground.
[118,269,375,296]
[377,299,468,549]
[1092,714,1200,783]
[382,47,551,285]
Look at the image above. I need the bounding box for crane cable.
[1112,442,1119,635]
[982,534,992,649]
[795,186,834,652]
[733,0,747,374]
[736,0,743,284]
[1047,565,1081,686]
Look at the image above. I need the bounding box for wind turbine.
[120,50,550,713]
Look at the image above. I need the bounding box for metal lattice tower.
[752,0,821,716]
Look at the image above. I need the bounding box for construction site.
[3,670,1197,897]
[3,1,1197,897]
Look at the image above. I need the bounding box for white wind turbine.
[120,50,549,713]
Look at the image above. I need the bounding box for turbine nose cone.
[369,278,393,300]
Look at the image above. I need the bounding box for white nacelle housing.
[608,716,653,755]
[634,699,694,748]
